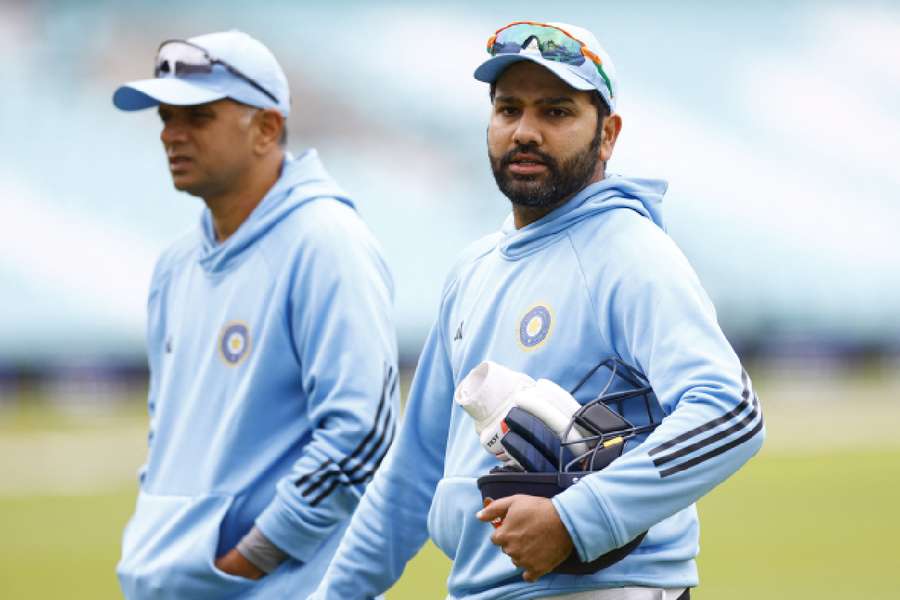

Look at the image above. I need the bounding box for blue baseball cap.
[113,30,290,116]
[474,21,617,112]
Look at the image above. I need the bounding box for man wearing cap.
[310,20,762,600]
[112,31,399,599]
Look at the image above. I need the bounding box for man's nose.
[512,110,542,147]
[160,121,187,146]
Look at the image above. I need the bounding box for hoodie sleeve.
[254,202,400,564]
[308,297,456,599]
[552,217,765,563]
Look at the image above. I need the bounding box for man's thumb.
[476,496,514,522]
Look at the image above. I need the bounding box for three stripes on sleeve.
[294,365,398,506]
[648,370,763,478]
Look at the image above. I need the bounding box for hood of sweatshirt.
[197,149,352,273]
[497,175,668,260]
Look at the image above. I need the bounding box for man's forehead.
[494,62,585,100]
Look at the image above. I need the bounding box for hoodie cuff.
[236,526,288,574]
[255,493,340,563]
[552,479,621,562]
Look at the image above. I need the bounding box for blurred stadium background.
[1,0,898,598]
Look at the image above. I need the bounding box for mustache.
[499,145,559,171]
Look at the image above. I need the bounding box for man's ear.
[254,109,285,154]
[600,113,622,163]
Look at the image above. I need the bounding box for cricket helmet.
[477,357,662,574]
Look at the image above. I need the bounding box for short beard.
[489,127,603,208]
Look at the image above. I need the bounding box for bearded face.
[489,125,602,208]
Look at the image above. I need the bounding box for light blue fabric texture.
[310,176,764,599]
[116,149,399,599]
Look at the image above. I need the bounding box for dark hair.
[279,125,288,147]
[587,91,611,123]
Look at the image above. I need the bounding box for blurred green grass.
[695,447,900,599]
[2,369,899,598]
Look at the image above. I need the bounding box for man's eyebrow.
[536,97,576,106]
[493,95,576,106]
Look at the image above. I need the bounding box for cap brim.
[473,54,595,92]
[112,78,227,111]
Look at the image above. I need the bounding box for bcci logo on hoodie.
[518,304,553,351]
[219,321,251,366]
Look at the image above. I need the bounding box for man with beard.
[310,21,763,600]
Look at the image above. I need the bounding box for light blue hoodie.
[310,176,764,599]
[117,150,399,599]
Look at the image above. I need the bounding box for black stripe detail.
[652,394,760,468]
[299,365,396,499]
[342,404,394,478]
[302,399,394,498]
[659,412,764,478]
[296,461,343,494]
[346,424,395,486]
[294,458,332,487]
[648,370,752,457]
[309,423,396,506]
[299,394,388,497]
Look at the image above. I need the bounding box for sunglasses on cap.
[486,21,613,99]
[154,39,278,104]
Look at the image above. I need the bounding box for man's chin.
[506,170,544,183]
[170,175,203,196]
[503,179,546,198]
[493,168,557,206]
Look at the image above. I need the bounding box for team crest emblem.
[219,321,251,366]
[518,304,553,350]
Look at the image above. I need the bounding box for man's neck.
[512,202,565,230]
[204,152,284,242]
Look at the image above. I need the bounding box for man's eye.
[547,108,569,117]
[498,106,519,116]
